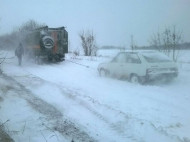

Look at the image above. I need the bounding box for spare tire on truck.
[41,36,54,49]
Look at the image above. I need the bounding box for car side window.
[114,53,127,63]
[126,53,141,64]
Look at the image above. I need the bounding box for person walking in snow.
[15,42,24,66]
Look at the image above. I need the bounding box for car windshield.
[142,52,172,63]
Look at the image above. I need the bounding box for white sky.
[0,0,190,49]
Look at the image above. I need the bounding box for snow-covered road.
[0,51,190,142]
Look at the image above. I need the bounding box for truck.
[23,26,68,63]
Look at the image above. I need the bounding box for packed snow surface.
[0,50,190,142]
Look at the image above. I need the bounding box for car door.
[122,53,142,78]
[108,53,127,78]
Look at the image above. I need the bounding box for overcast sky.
[0,0,190,49]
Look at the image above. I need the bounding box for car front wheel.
[99,69,109,77]
[130,74,140,84]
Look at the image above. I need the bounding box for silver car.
[98,51,178,83]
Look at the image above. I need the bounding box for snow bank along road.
[0,51,190,142]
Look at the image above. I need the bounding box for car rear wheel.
[130,74,140,84]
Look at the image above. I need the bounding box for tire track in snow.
[58,88,184,142]
[15,73,185,142]
[6,72,138,141]
[2,74,97,142]
[51,79,186,142]
[5,68,185,142]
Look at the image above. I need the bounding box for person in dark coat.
[15,43,24,66]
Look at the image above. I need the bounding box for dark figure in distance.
[15,43,24,66]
